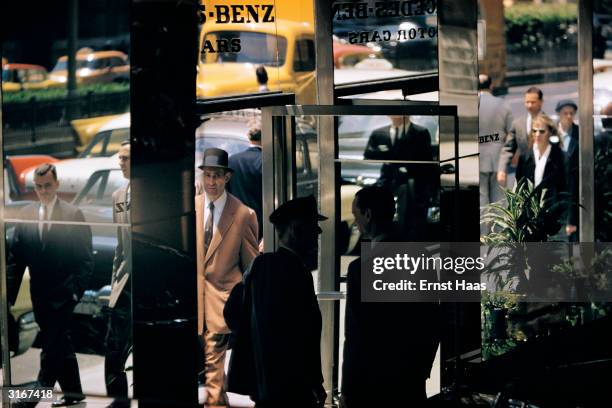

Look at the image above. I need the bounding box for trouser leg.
[480,172,491,236]
[489,171,505,203]
[203,330,230,407]
[37,301,83,397]
[104,292,132,403]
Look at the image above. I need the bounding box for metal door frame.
[262,103,459,401]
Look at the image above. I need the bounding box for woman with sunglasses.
[515,113,567,237]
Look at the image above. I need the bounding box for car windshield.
[79,128,130,158]
[75,170,127,207]
[203,31,287,66]
[52,59,104,71]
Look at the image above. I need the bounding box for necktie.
[41,205,49,242]
[204,202,215,255]
[392,127,399,147]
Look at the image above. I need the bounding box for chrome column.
[578,0,594,242]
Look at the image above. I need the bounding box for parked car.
[333,39,381,68]
[1,63,62,93]
[75,113,130,158]
[22,114,129,199]
[71,113,125,154]
[49,50,129,85]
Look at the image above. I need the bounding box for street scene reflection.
[2,0,131,405]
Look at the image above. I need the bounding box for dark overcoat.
[225,247,323,405]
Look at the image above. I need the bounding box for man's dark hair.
[34,163,57,181]
[256,65,268,85]
[120,140,130,146]
[355,186,395,225]
[478,74,492,90]
[247,118,262,142]
[525,86,543,100]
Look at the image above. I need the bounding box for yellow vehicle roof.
[57,50,127,62]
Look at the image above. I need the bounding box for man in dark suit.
[555,99,579,241]
[225,196,326,408]
[8,163,93,407]
[228,119,263,239]
[104,141,132,408]
[497,87,544,187]
[340,186,440,407]
[363,115,435,239]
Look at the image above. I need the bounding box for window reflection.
[2,0,130,398]
[333,0,438,85]
[594,2,612,242]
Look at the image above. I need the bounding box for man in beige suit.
[196,148,259,407]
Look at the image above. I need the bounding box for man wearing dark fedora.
[195,148,259,408]
[225,195,327,408]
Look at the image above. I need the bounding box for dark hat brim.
[198,164,234,172]
[555,100,578,112]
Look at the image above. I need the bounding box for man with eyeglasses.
[497,86,544,188]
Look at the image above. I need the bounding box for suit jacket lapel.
[196,194,205,266]
[204,194,237,264]
[567,128,578,158]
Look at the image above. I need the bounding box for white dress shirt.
[558,125,572,153]
[533,144,551,187]
[526,115,533,136]
[204,190,227,235]
[389,123,411,146]
[38,196,58,240]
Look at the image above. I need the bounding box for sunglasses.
[531,128,548,134]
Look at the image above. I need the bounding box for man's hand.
[566,224,577,236]
[497,171,507,186]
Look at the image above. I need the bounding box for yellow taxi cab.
[197,19,316,103]
[1,63,62,92]
[70,113,125,153]
[49,49,129,85]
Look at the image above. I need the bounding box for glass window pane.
[197,0,315,102]
[332,0,438,86]
[2,0,130,395]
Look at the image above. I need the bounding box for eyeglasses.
[531,128,547,134]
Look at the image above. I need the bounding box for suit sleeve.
[72,208,94,298]
[567,135,580,226]
[7,223,27,306]
[498,120,519,173]
[504,104,514,135]
[111,191,124,282]
[240,209,259,272]
[364,130,388,160]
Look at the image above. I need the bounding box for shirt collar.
[533,143,551,161]
[40,196,58,217]
[206,190,227,209]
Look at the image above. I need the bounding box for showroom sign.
[198,3,276,55]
